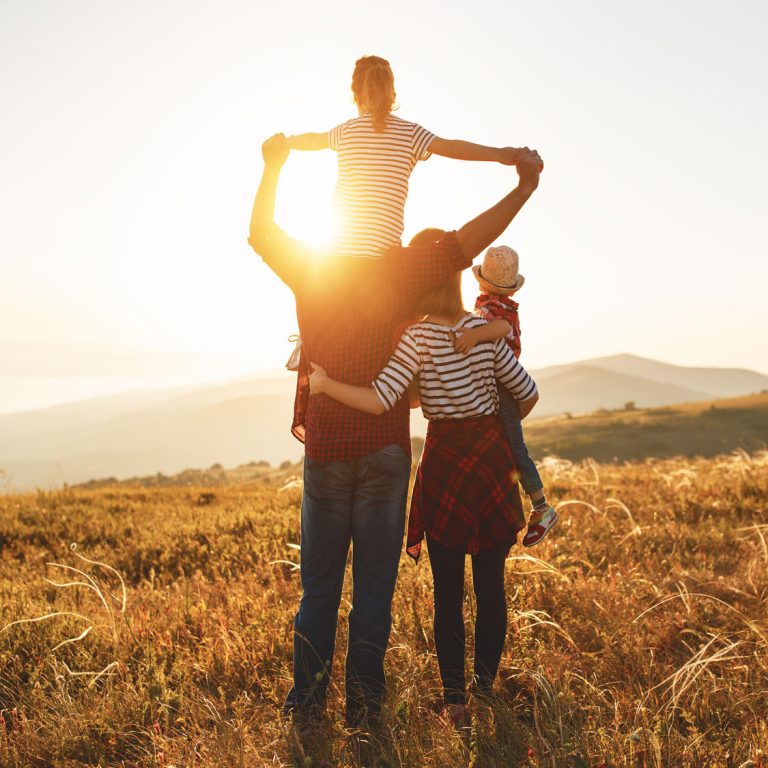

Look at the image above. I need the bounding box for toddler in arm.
[454,245,558,547]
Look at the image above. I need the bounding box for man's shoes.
[522,505,558,547]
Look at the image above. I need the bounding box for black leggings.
[426,536,509,705]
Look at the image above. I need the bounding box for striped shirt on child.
[372,315,538,419]
[329,114,435,259]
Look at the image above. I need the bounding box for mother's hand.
[308,362,328,395]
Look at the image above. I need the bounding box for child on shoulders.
[286,55,526,260]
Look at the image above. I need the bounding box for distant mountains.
[1,354,766,491]
[535,353,768,405]
[533,354,768,415]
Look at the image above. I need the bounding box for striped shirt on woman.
[372,315,538,419]
[329,114,435,259]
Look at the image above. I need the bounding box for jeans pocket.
[303,457,334,498]
[361,444,410,500]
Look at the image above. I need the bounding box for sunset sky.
[1,0,767,413]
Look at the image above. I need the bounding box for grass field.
[1,449,767,767]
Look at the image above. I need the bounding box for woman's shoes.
[522,505,558,547]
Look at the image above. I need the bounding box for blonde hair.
[351,55,396,132]
[418,269,465,321]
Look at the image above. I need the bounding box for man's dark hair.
[409,228,446,247]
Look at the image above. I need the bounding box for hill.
[524,392,768,463]
[535,353,768,399]
[1,355,766,491]
[532,364,713,416]
[69,394,768,492]
[0,451,766,765]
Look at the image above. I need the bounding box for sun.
[275,152,339,249]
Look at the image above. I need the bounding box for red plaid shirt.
[252,225,470,462]
[474,293,522,359]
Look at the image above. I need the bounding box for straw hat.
[471,246,525,295]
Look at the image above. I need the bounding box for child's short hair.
[352,56,396,132]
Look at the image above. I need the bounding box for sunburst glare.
[275,153,339,249]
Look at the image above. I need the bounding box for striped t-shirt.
[328,114,435,259]
[372,315,538,419]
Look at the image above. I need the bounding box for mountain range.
[1,354,766,491]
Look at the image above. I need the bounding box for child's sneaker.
[522,505,558,547]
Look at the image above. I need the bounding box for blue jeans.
[498,387,543,497]
[285,443,410,725]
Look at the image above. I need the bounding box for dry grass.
[0,450,767,767]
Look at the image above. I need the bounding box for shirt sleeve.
[371,330,422,411]
[328,122,345,152]
[474,303,494,322]
[248,223,313,293]
[494,340,538,401]
[412,123,436,161]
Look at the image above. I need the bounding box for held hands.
[498,146,544,173]
[516,148,543,187]
[308,362,327,395]
[262,133,289,166]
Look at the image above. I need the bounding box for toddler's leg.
[497,387,547,517]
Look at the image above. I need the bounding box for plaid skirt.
[406,415,526,562]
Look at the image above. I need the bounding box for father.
[248,133,541,728]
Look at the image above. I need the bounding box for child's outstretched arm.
[454,319,512,355]
[430,137,520,165]
[309,363,386,415]
[286,133,329,151]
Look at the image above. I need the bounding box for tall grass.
[0,451,766,766]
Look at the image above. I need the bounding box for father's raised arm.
[388,149,542,304]
[455,149,542,261]
[248,133,309,290]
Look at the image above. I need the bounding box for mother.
[309,256,539,722]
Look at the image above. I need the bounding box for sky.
[1,0,767,413]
